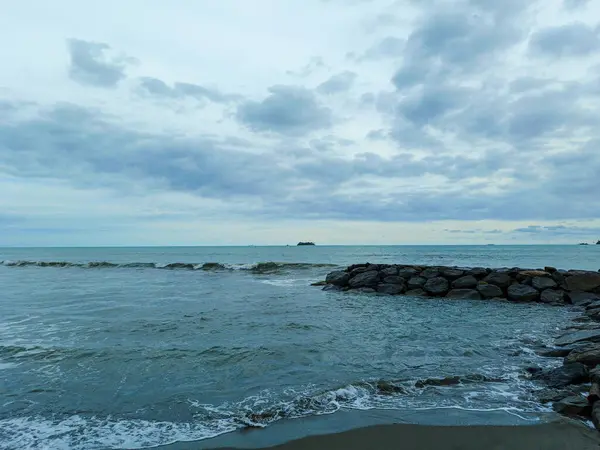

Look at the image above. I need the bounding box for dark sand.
[211,421,600,450]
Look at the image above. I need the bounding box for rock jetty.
[319,262,600,431]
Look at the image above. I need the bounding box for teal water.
[0,246,598,449]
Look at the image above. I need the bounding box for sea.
[1,245,600,449]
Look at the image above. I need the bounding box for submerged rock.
[415,376,461,388]
[375,380,406,395]
[446,289,481,300]
[405,288,427,297]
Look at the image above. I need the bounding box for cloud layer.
[1,0,600,245]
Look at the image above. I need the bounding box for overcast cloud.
[1,0,600,245]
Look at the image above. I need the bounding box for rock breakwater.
[320,263,600,304]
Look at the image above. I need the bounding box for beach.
[210,421,600,450]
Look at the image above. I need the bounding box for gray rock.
[545,266,558,273]
[354,287,376,294]
[477,282,504,299]
[483,272,512,290]
[556,329,600,346]
[467,267,489,278]
[349,266,371,277]
[565,272,600,292]
[452,275,478,289]
[376,283,406,295]
[446,289,481,300]
[380,266,399,277]
[325,270,350,287]
[423,277,450,296]
[552,271,566,287]
[322,284,342,292]
[397,267,419,278]
[383,275,405,284]
[440,268,464,280]
[407,276,427,290]
[421,268,440,279]
[589,365,600,384]
[537,387,587,404]
[507,284,540,302]
[405,288,427,297]
[348,270,380,289]
[536,347,573,357]
[569,292,600,307]
[592,402,600,430]
[540,289,566,305]
[553,395,591,417]
[532,276,558,291]
[532,363,589,388]
[565,345,600,366]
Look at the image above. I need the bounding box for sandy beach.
[210,421,600,450]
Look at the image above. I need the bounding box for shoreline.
[207,421,600,450]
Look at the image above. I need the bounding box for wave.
[0,260,337,272]
[0,372,548,450]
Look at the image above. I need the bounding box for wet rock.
[556,329,600,346]
[380,266,399,277]
[552,271,566,287]
[483,272,512,290]
[507,284,540,302]
[588,383,600,404]
[383,275,405,285]
[536,347,573,357]
[355,287,377,294]
[325,271,350,287]
[532,276,558,291]
[405,288,427,297]
[446,289,481,300]
[421,268,441,279]
[376,380,406,395]
[349,266,371,277]
[407,276,427,290]
[565,272,600,293]
[348,270,380,288]
[415,376,461,388]
[565,345,600,367]
[423,277,450,296]
[376,283,406,295]
[590,366,600,383]
[477,282,504,299]
[553,395,591,417]
[322,284,342,292]
[569,292,600,307]
[467,267,489,278]
[540,289,566,305]
[519,270,550,278]
[397,267,419,279]
[537,386,589,403]
[311,281,327,286]
[532,363,588,388]
[440,268,464,280]
[592,402,600,430]
[545,266,558,273]
[452,275,478,289]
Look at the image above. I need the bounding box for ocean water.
[1,245,599,449]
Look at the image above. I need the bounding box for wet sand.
[210,421,600,450]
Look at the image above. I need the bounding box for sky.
[1,0,600,246]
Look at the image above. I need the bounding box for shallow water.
[0,246,597,449]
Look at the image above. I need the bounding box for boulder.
[383,275,405,284]
[520,270,550,277]
[375,380,406,395]
[322,284,342,292]
[565,345,600,366]
[348,270,380,289]
[467,267,489,278]
[536,347,573,358]
[552,271,566,287]
[376,283,406,295]
[423,277,450,296]
[421,268,441,279]
[440,268,464,280]
[592,402,600,431]
[507,284,540,302]
[407,276,427,290]
[355,287,376,294]
[590,366,600,384]
[349,266,371,277]
[405,288,427,297]
[568,292,600,307]
[545,266,558,273]
[483,272,512,290]
[556,329,600,346]
[532,276,558,291]
[540,289,566,305]
[553,395,591,417]
[477,282,504,299]
[537,387,586,404]
[565,272,600,292]
[347,263,368,272]
[532,363,588,388]
[397,267,419,279]
[415,376,460,388]
[446,289,481,300]
[380,266,399,277]
[452,275,478,289]
[325,271,350,287]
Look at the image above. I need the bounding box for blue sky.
[1,0,600,246]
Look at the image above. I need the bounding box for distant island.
[579,242,589,245]
[597,240,600,245]
[297,242,315,246]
